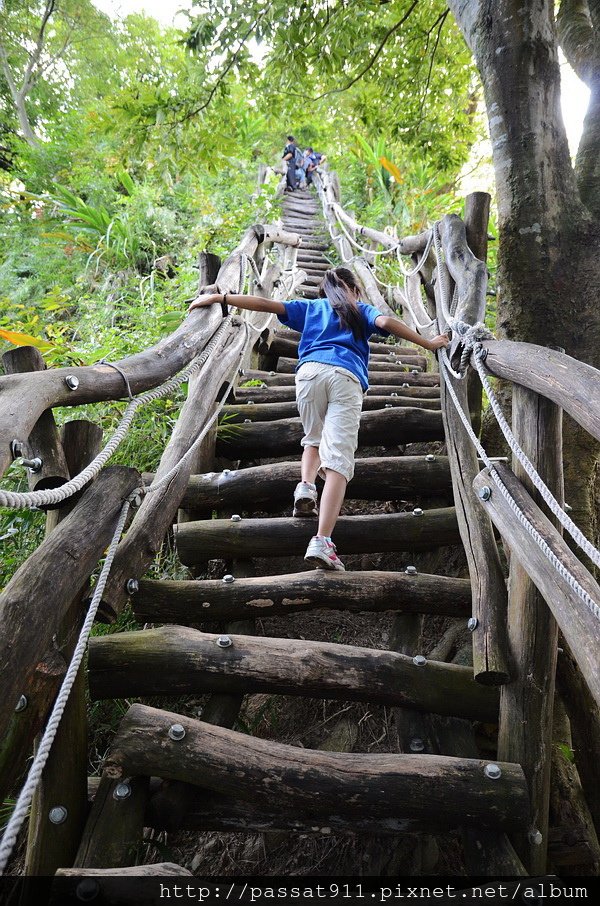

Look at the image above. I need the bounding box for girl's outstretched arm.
[188,292,286,316]
[374,315,449,352]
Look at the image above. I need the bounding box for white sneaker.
[304,535,345,571]
[293,481,318,517]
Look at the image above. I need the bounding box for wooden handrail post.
[497,384,563,873]
[463,192,491,436]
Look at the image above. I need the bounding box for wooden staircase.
[74,187,531,875]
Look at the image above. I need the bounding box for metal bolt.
[244,418,251,423]
[15,694,28,713]
[426,454,436,462]
[484,763,502,780]
[401,382,409,388]
[385,403,392,408]
[478,485,492,501]
[391,392,398,397]
[223,468,231,475]
[22,456,43,472]
[222,574,235,583]
[168,723,186,741]
[231,514,242,522]
[246,400,254,404]
[411,369,419,374]
[409,737,425,752]
[528,828,543,846]
[413,655,427,667]
[126,578,139,595]
[49,805,68,825]
[113,781,132,800]
[76,878,100,901]
[238,368,245,376]
[269,371,276,376]
[64,374,79,390]
[467,617,478,632]
[412,507,423,516]
[217,635,233,648]
[405,565,418,576]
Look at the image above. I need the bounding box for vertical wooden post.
[2,346,70,499]
[497,383,563,872]
[74,774,150,868]
[197,251,221,293]
[24,420,103,875]
[463,192,491,436]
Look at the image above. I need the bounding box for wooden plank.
[0,466,140,759]
[240,368,440,387]
[235,384,440,403]
[133,570,471,624]
[89,625,497,722]
[480,339,600,444]
[276,356,427,374]
[215,407,444,458]
[175,507,460,563]
[439,364,509,685]
[222,396,441,421]
[473,463,600,709]
[74,774,149,869]
[105,704,529,832]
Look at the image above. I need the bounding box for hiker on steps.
[282,135,304,192]
[188,267,449,571]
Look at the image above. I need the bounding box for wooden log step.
[175,507,460,562]
[216,407,443,457]
[273,328,423,356]
[294,259,330,269]
[222,397,441,421]
[240,368,440,387]
[275,356,427,374]
[134,568,470,624]
[235,384,441,403]
[298,287,320,299]
[145,455,451,512]
[296,240,329,251]
[89,626,498,722]
[105,704,529,832]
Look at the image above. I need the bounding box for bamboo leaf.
[0,329,54,351]
[379,156,404,184]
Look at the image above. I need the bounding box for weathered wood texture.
[2,346,70,501]
[89,626,497,722]
[146,456,451,514]
[480,340,600,444]
[463,192,491,435]
[175,508,460,563]
[25,419,104,875]
[0,466,139,755]
[97,324,247,622]
[473,464,600,709]
[74,774,150,869]
[439,213,488,327]
[240,368,440,387]
[269,334,423,361]
[498,386,563,872]
[276,355,428,373]
[134,570,471,625]
[105,704,529,831]
[439,365,509,686]
[223,396,442,422]
[216,407,444,458]
[235,384,440,403]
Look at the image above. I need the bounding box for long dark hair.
[320,267,364,340]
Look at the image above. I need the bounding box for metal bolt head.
[409,737,425,752]
[76,878,100,901]
[244,418,251,423]
[269,371,276,376]
[402,382,409,388]
[15,694,28,713]
[113,781,132,800]
[385,403,392,408]
[413,655,427,667]
[467,617,478,632]
[65,374,79,390]
[25,456,43,472]
[528,828,543,845]
[405,565,418,576]
[478,485,492,501]
[49,805,68,825]
[168,723,186,741]
[230,514,242,522]
[222,468,231,475]
[126,578,139,595]
[390,392,398,397]
[222,574,235,583]
[411,369,419,374]
[484,763,502,780]
[412,507,423,516]
[246,400,254,405]
[217,635,233,648]
[426,454,436,462]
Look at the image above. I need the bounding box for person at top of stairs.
[188,267,448,571]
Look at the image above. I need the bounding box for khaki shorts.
[295,361,364,481]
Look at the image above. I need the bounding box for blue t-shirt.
[278,297,390,390]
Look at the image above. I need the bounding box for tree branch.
[417,9,449,128]
[0,38,20,105]
[308,0,420,102]
[557,0,596,85]
[20,0,56,96]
